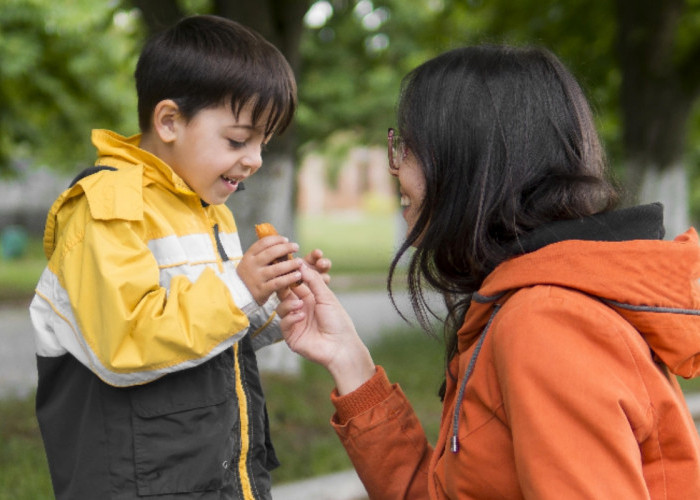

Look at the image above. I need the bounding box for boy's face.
[166,101,269,205]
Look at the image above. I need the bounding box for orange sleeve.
[331,366,432,499]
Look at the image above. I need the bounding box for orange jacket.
[331,221,700,498]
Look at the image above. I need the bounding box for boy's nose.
[241,148,263,172]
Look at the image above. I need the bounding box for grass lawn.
[0,395,54,500]
[0,237,45,302]
[297,211,400,276]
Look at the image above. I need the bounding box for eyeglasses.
[387,128,407,171]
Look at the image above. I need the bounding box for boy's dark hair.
[135,15,297,136]
[387,44,620,345]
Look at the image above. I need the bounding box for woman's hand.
[277,265,375,395]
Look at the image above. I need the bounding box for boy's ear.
[152,100,181,143]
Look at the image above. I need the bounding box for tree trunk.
[215,1,309,247]
[635,159,689,238]
[615,0,697,237]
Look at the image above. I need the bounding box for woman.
[277,45,700,498]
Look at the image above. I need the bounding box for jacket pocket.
[130,350,236,496]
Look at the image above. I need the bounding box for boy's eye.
[228,139,246,149]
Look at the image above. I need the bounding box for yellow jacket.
[30,128,280,386]
[29,129,282,499]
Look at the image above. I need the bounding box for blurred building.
[297,146,395,214]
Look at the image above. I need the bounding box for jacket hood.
[463,204,700,378]
[42,130,197,260]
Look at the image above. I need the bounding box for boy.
[29,15,328,499]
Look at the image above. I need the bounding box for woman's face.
[390,150,426,240]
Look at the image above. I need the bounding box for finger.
[307,248,323,260]
[268,269,303,291]
[265,257,304,278]
[259,242,300,265]
[249,235,289,253]
[277,285,297,301]
[276,295,304,317]
[315,257,332,273]
[285,279,313,301]
[278,308,306,336]
[299,264,336,303]
[302,249,321,266]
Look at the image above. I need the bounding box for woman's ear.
[151,99,181,143]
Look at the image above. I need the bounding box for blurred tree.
[615,0,700,237]
[297,1,481,150]
[301,0,700,235]
[4,0,700,237]
[0,0,139,175]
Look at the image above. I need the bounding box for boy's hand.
[237,235,303,305]
[303,249,332,284]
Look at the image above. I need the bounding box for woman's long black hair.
[386,45,619,392]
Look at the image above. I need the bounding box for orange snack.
[254,222,302,286]
[255,222,278,239]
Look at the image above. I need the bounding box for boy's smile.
[146,100,270,205]
[221,174,241,192]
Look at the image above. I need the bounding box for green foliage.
[3,0,700,220]
[296,0,623,164]
[297,0,485,149]
[0,0,140,175]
